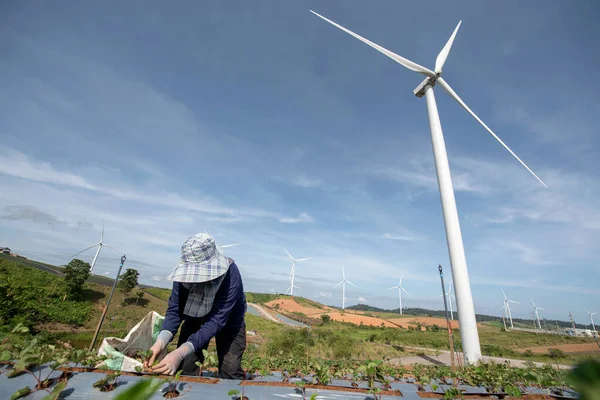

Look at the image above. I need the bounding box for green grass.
[144,287,172,300]
[294,297,325,309]
[245,292,279,304]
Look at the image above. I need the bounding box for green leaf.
[228,389,240,396]
[10,387,31,400]
[309,393,318,400]
[568,359,600,400]
[114,378,163,400]
[42,381,67,400]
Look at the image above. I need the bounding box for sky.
[1,1,599,325]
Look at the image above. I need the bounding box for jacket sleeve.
[185,266,241,352]
[160,282,189,337]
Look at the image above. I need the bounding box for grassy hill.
[1,254,597,365]
[347,303,588,329]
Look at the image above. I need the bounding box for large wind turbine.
[69,224,118,274]
[501,289,519,329]
[531,299,544,330]
[389,274,411,315]
[440,281,456,320]
[334,266,357,310]
[585,308,597,333]
[284,248,311,297]
[310,10,547,363]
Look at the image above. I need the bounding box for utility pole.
[569,311,577,336]
[438,265,456,370]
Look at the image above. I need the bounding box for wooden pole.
[89,255,126,351]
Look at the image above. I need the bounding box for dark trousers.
[176,317,246,379]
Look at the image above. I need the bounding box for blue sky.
[1,1,599,325]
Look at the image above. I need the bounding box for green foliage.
[320,314,331,324]
[119,268,140,300]
[135,291,145,306]
[266,328,313,359]
[568,359,600,400]
[64,259,91,298]
[244,292,278,304]
[114,378,163,400]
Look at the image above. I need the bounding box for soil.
[265,298,334,316]
[164,390,180,398]
[326,312,398,327]
[241,380,402,396]
[59,366,220,384]
[517,342,600,354]
[388,317,461,330]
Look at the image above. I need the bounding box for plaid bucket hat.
[167,232,231,283]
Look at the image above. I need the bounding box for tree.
[134,291,145,306]
[118,268,139,301]
[63,259,91,299]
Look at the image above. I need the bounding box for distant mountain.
[346,303,588,329]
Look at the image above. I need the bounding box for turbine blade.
[509,300,519,304]
[334,280,343,288]
[346,280,357,287]
[102,244,122,253]
[310,10,435,78]
[585,308,590,314]
[402,287,411,298]
[388,286,399,290]
[296,257,311,262]
[101,221,105,242]
[436,77,547,188]
[284,248,294,261]
[68,244,98,259]
[435,20,462,74]
[501,288,507,299]
[221,243,241,248]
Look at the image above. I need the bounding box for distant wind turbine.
[310,9,547,364]
[440,281,456,320]
[68,223,119,274]
[334,266,357,310]
[501,289,519,329]
[531,299,544,330]
[389,274,411,315]
[585,308,597,333]
[284,248,311,297]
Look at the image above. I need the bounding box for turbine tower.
[310,10,547,363]
[440,281,456,320]
[585,308,597,333]
[531,299,544,330]
[389,274,411,315]
[284,248,311,297]
[501,289,519,329]
[334,266,357,310]
[69,223,118,274]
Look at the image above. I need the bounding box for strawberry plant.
[163,370,182,398]
[93,370,123,392]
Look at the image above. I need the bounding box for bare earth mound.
[266,298,334,316]
[517,343,600,354]
[388,317,460,330]
[326,312,398,327]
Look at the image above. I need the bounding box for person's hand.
[144,339,166,369]
[151,344,193,376]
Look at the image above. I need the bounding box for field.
[1,254,598,367]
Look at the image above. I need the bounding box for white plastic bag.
[97,311,166,372]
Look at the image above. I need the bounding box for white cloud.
[381,233,417,241]
[279,213,315,224]
[315,292,332,298]
[358,296,368,303]
[151,275,163,281]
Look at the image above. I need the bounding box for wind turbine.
[585,308,597,333]
[334,266,357,310]
[69,223,119,274]
[310,10,547,363]
[220,243,241,248]
[440,281,456,320]
[389,274,411,315]
[531,299,544,330]
[284,248,311,297]
[501,289,519,329]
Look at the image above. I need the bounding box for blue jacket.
[161,262,247,351]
